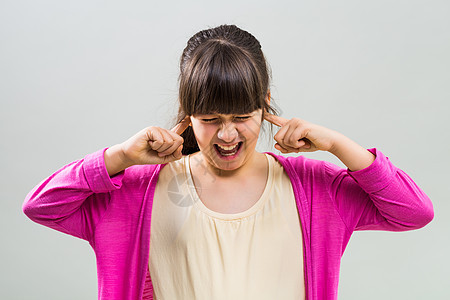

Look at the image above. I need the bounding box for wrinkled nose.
[217,122,238,142]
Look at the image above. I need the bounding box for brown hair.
[176,24,278,154]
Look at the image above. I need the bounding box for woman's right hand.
[104,117,191,176]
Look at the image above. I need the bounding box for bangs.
[179,40,267,116]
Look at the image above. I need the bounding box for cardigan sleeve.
[22,148,124,242]
[323,148,434,232]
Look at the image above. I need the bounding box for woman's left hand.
[264,112,341,154]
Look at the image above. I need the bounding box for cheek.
[238,120,262,140]
[191,124,216,146]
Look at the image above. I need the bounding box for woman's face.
[190,109,263,173]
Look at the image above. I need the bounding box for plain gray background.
[1,0,449,299]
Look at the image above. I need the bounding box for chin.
[208,143,254,172]
[213,160,244,171]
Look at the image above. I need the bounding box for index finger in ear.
[171,116,191,135]
[264,111,288,127]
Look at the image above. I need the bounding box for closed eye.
[200,116,251,123]
[201,118,218,123]
[234,116,251,121]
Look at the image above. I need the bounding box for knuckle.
[175,138,184,147]
[273,136,280,143]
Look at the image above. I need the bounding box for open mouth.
[214,142,243,158]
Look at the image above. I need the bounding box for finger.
[291,140,315,152]
[275,140,311,154]
[159,130,184,156]
[171,116,191,135]
[274,122,291,144]
[274,143,291,153]
[284,126,307,148]
[276,142,298,153]
[172,145,183,160]
[158,138,183,157]
[167,128,185,144]
[284,139,307,149]
[156,130,176,155]
[264,111,288,127]
[301,139,312,149]
[161,145,183,163]
[147,128,164,150]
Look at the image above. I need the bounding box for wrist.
[328,134,375,171]
[327,131,347,155]
[117,143,134,168]
[104,144,133,176]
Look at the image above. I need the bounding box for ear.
[265,90,271,106]
[261,90,271,122]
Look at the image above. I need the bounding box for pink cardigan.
[23,148,434,299]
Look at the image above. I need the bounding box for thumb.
[162,144,183,163]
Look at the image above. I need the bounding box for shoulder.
[124,163,161,177]
[119,163,164,189]
[122,156,187,183]
[264,152,330,176]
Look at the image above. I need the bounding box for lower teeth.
[221,151,236,156]
[218,144,239,156]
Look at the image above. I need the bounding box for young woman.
[23,25,434,300]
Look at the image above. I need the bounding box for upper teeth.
[217,143,239,151]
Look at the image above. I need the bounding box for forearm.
[329,133,375,172]
[23,148,124,240]
[104,144,134,176]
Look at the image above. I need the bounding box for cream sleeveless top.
[149,154,305,300]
